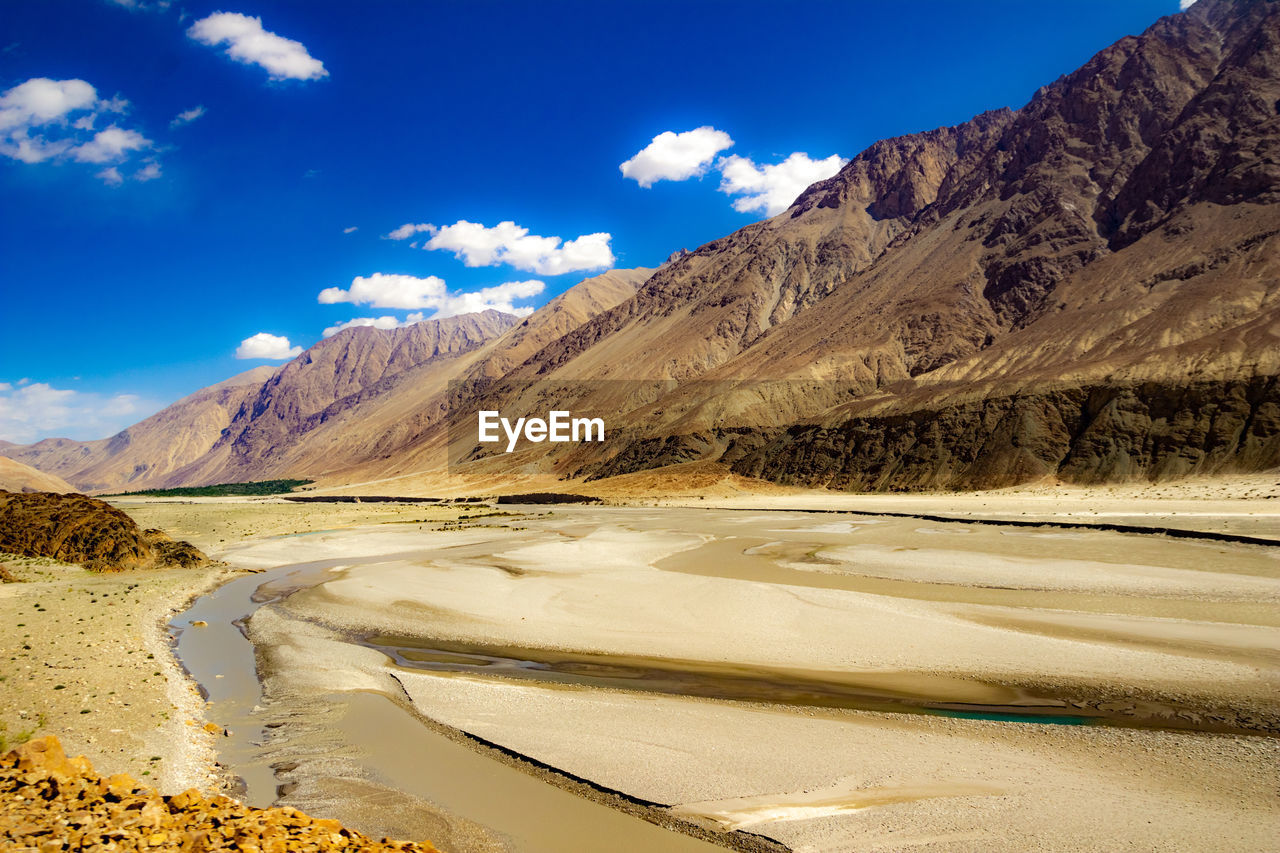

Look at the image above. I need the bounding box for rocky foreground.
[0,491,208,572]
[0,736,438,852]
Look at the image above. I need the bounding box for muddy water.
[172,557,732,853]
[171,557,360,804]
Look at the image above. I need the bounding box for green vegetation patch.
[105,479,314,498]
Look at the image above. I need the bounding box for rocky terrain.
[0,736,436,852]
[2,0,1276,493]
[0,492,208,571]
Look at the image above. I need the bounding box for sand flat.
[166,497,1280,852]
[273,508,1280,713]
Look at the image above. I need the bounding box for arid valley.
[3,484,1279,852]
[4,0,1280,850]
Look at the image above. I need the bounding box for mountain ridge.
[4,0,1277,493]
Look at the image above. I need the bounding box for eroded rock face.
[574,378,1280,491]
[726,378,1280,490]
[0,492,208,572]
[0,736,437,852]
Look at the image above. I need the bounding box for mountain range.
[5,0,1278,494]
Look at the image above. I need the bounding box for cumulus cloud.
[169,105,205,128]
[235,332,303,360]
[319,273,544,320]
[423,220,614,275]
[0,77,98,163]
[0,77,154,179]
[97,166,123,186]
[188,12,328,81]
[718,152,847,216]
[385,222,432,240]
[0,381,162,444]
[620,126,734,187]
[1180,0,1196,9]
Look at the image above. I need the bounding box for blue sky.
[0,0,1188,443]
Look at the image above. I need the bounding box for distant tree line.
[104,479,313,497]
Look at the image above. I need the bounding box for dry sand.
[0,498,474,795]
[0,554,229,790]
[222,499,1279,852]
[6,486,1277,851]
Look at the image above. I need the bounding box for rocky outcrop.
[0,492,208,571]
[0,736,436,852]
[724,378,1280,490]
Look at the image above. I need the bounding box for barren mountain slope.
[507,112,1015,385]
[462,268,653,383]
[716,0,1280,390]
[152,310,519,487]
[509,0,1280,488]
[295,269,658,486]
[0,367,276,493]
[0,457,75,494]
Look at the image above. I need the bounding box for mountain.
[0,367,277,493]
[468,0,1280,489]
[5,0,1277,494]
[0,457,75,494]
[0,272,650,493]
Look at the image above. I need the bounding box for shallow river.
[172,552,734,853]
[170,506,1280,852]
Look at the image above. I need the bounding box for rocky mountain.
[457,0,1280,489]
[159,309,521,487]
[4,0,1276,493]
[0,272,648,492]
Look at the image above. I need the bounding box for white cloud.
[319,273,544,319]
[1180,0,1196,9]
[718,152,847,216]
[97,166,123,186]
[620,126,734,187]
[0,382,162,444]
[98,95,129,114]
[343,225,358,234]
[0,78,97,131]
[423,220,614,275]
[386,222,432,240]
[235,332,303,360]
[70,125,150,163]
[188,12,328,81]
[169,105,205,128]
[0,77,97,163]
[0,77,155,175]
[323,313,423,338]
[135,160,161,181]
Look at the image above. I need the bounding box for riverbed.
[172,505,1280,852]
